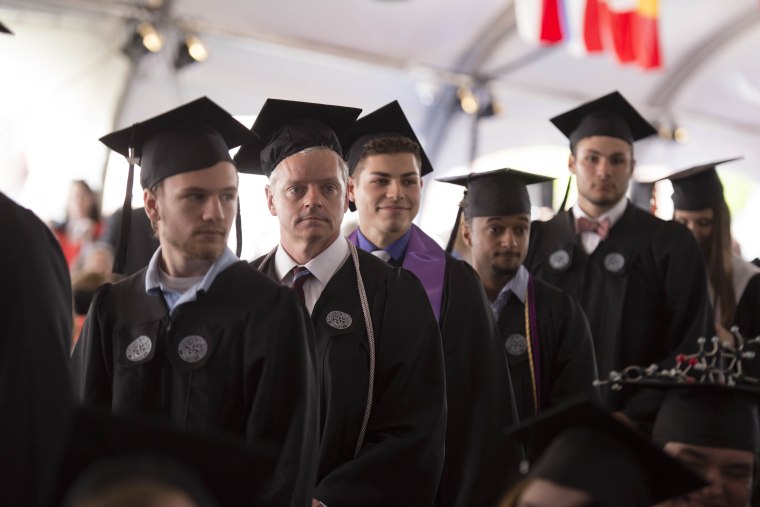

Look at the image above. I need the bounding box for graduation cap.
[100,97,251,273]
[233,99,361,177]
[550,91,657,147]
[656,157,742,211]
[343,100,433,177]
[504,398,707,507]
[48,406,268,507]
[0,20,13,34]
[652,384,760,454]
[436,168,554,253]
[595,333,760,455]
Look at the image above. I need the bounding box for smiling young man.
[524,91,713,425]
[70,97,319,507]
[344,101,520,507]
[439,169,598,422]
[235,99,447,507]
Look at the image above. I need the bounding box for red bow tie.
[576,216,611,240]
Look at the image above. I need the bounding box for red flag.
[634,0,661,69]
[583,0,603,51]
[541,0,564,43]
[515,0,564,45]
[600,0,637,63]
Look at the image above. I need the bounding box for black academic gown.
[435,257,520,507]
[71,262,319,507]
[525,202,712,422]
[255,247,447,507]
[498,275,599,420]
[0,193,73,507]
[732,267,760,380]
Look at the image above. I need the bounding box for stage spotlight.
[137,22,163,52]
[673,126,689,144]
[122,22,163,61]
[174,34,209,70]
[458,87,479,115]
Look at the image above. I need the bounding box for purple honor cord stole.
[348,225,446,323]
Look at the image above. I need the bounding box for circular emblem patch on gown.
[549,249,570,270]
[177,335,208,363]
[604,252,626,273]
[126,335,152,362]
[505,334,528,356]
[326,311,352,330]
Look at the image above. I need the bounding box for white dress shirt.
[572,197,628,255]
[274,235,350,315]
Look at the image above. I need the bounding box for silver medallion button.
[549,250,570,270]
[505,334,528,356]
[126,335,152,362]
[604,252,625,273]
[178,335,208,363]
[326,311,352,330]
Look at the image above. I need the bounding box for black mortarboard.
[100,97,251,273]
[659,157,741,211]
[437,168,554,218]
[100,96,251,189]
[648,383,760,454]
[48,407,267,507]
[234,99,361,177]
[550,91,657,146]
[504,398,706,507]
[436,168,554,253]
[343,100,433,177]
[0,21,13,35]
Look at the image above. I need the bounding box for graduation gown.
[497,275,599,420]
[0,193,73,507]
[71,262,319,507]
[255,246,447,507]
[726,256,760,379]
[348,225,519,507]
[524,202,712,420]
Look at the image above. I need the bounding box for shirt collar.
[145,246,239,308]
[572,197,628,227]
[274,235,349,285]
[490,264,530,320]
[354,226,412,263]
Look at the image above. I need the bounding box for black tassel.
[235,198,242,258]
[112,133,137,275]
[112,163,134,275]
[559,175,573,212]
[445,204,465,255]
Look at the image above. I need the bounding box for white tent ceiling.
[1,0,760,255]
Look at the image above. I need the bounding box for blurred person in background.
[53,180,105,267]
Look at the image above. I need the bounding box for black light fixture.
[458,83,501,118]
[122,21,164,61]
[174,34,208,70]
[653,117,689,144]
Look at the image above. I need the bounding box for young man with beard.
[343,101,520,507]
[234,99,447,507]
[524,91,713,425]
[660,158,760,377]
[71,97,319,507]
[438,169,598,420]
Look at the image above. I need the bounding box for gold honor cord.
[524,296,538,415]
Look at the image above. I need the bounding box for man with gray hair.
[235,99,447,507]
